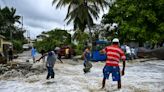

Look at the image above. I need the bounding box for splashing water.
[0,51,164,92]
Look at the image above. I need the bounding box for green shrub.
[12,40,23,53]
[34,38,60,52]
[75,44,84,55]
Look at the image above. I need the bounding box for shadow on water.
[42,80,56,85]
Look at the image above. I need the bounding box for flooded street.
[0,51,164,92]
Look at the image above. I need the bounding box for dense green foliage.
[72,29,90,54]
[102,0,164,46]
[72,30,89,44]
[35,29,88,55]
[12,40,24,53]
[0,7,26,53]
[52,0,110,46]
[34,29,72,52]
[75,44,83,55]
[0,7,21,38]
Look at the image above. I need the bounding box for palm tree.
[0,7,21,40]
[52,0,110,45]
[1,7,21,24]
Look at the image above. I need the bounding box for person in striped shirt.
[101,38,126,89]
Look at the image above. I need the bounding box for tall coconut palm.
[0,7,21,40]
[53,0,109,29]
[52,0,110,45]
[1,7,21,25]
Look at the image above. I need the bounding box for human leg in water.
[83,61,92,73]
[101,78,106,89]
[58,55,63,63]
[50,67,55,78]
[118,80,121,89]
[46,67,51,79]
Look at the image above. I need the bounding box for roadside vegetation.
[1,0,163,55]
[0,7,26,53]
[102,0,164,47]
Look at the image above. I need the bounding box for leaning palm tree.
[52,0,110,46]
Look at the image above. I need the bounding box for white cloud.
[1,0,71,39]
[0,0,108,39]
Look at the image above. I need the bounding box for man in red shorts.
[101,38,126,89]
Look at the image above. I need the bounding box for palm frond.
[52,0,110,31]
[52,0,58,5]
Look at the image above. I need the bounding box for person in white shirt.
[125,45,132,60]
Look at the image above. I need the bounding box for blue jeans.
[46,67,55,79]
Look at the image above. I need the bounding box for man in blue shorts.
[101,38,126,89]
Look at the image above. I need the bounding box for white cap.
[112,38,119,43]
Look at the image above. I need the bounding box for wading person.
[82,46,92,73]
[125,45,132,60]
[40,49,46,69]
[8,47,13,62]
[65,47,70,59]
[57,51,63,63]
[101,38,126,89]
[54,47,63,63]
[31,47,37,63]
[37,50,56,79]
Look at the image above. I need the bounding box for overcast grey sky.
[0,0,108,39]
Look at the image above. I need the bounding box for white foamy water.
[0,51,164,92]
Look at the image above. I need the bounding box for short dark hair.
[48,51,53,56]
[86,46,90,50]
